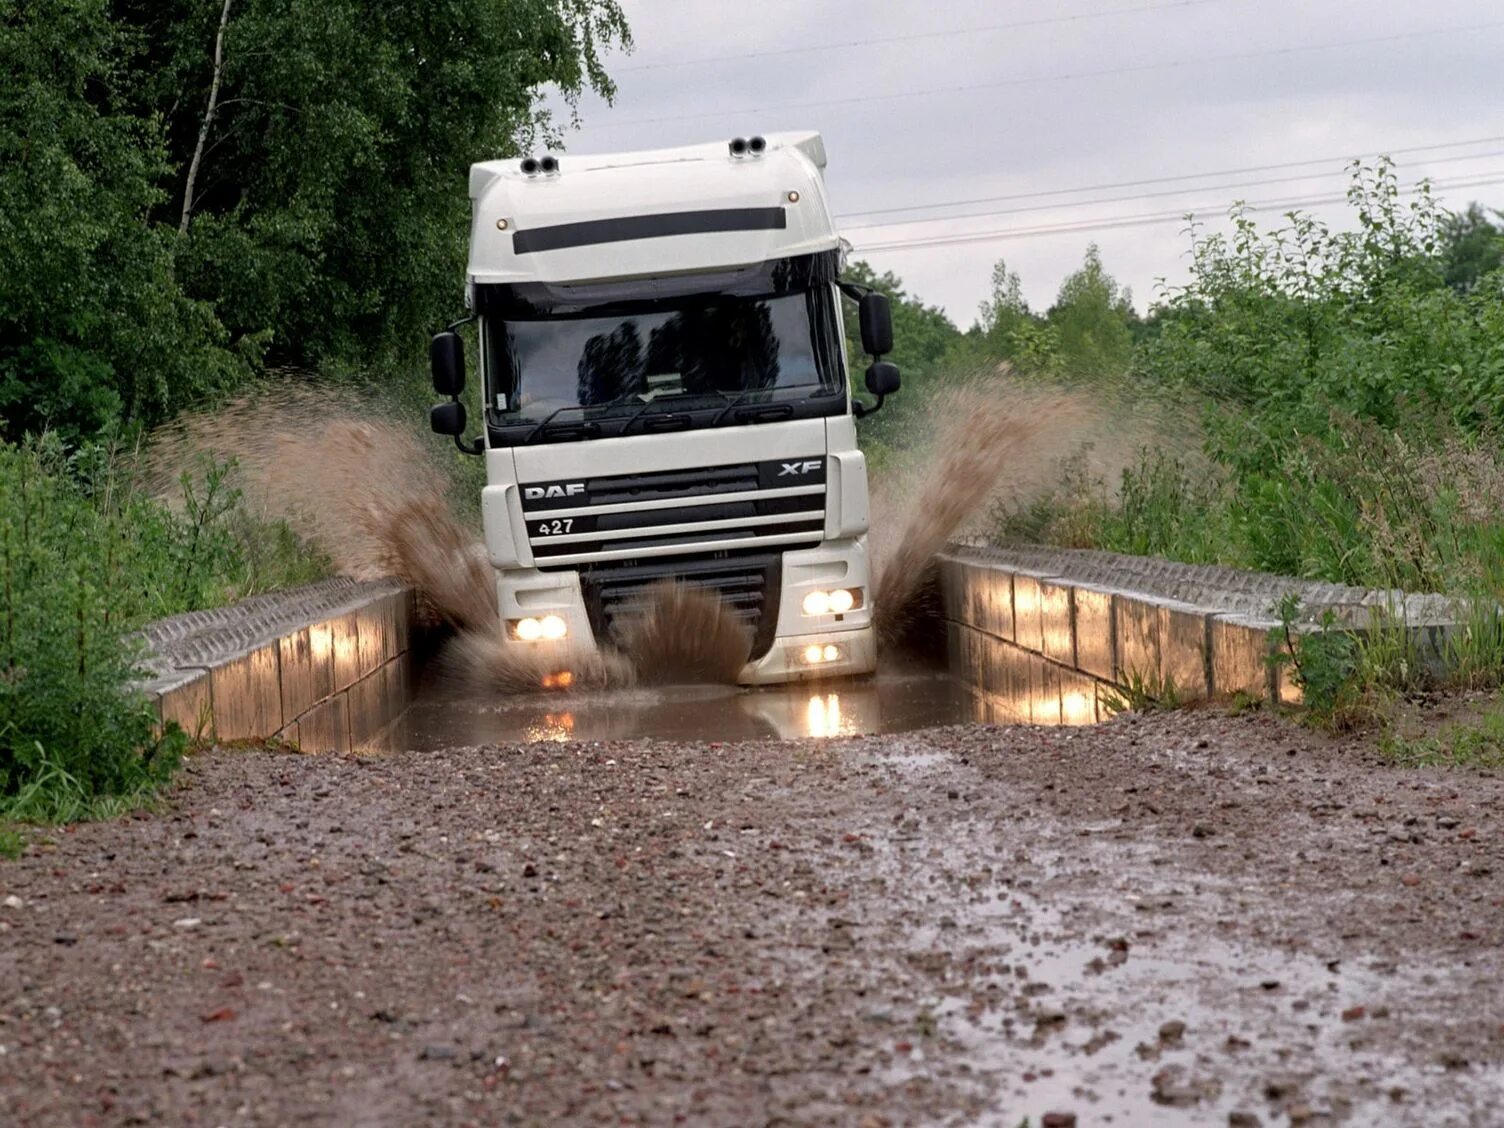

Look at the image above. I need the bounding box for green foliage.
[1441,203,1504,293]
[1099,669,1181,716]
[1139,161,1504,434]
[1380,698,1504,769]
[0,441,181,813]
[0,437,325,819]
[840,259,965,467]
[1046,243,1137,376]
[0,0,250,440]
[0,0,629,442]
[1268,596,1359,726]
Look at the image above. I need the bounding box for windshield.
[482,288,843,441]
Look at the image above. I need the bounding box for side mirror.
[865,361,901,397]
[430,400,466,437]
[431,331,465,397]
[858,292,893,357]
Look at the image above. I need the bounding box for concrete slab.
[1159,602,1212,700]
[348,663,400,748]
[1072,585,1115,682]
[331,611,362,692]
[1029,654,1062,726]
[151,670,213,740]
[1011,573,1046,655]
[298,694,352,754]
[1210,615,1276,700]
[1058,668,1099,726]
[1039,579,1075,667]
[979,568,1014,642]
[210,645,282,741]
[1113,594,1161,685]
[278,627,319,727]
[356,601,394,680]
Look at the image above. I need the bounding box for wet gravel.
[2,709,1503,1126]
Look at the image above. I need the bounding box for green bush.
[0,437,328,825]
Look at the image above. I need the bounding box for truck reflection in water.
[396,661,969,749]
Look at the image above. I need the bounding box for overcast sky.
[548,0,1504,327]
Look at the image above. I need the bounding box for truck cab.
[430,131,899,685]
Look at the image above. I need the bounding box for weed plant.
[1379,703,1504,769]
[0,437,327,840]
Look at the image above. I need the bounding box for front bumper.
[737,625,877,685]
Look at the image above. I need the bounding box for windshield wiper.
[709,388,769,427]
[520,389,642,444]
[521,403,588,445]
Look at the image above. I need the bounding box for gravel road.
[2,709,1502,1126]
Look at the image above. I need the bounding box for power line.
[615,0,1227,74]
[840,148,1504,233]
[588,20,1504,131]
[849,172,1504,253]
[835,133,1504,221]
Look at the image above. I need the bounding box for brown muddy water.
[397,658,976,749]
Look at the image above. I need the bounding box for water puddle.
[396,659,977,747]
[859,748,1504,1126]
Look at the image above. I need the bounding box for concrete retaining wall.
[136,579,417,752]
[938,545,1460,725]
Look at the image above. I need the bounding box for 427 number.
[535,518,574,536]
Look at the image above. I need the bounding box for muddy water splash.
[615,581,752,684]
[868,372,1184,646]
[146,390,751,688]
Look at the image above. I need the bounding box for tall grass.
[0,436,329,842]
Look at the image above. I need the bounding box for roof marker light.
[539,155,558,174]
[749,135,766,154]
[520,157,539,175]
[728,137,748,157]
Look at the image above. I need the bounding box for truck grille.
[520,459,826,569]
[520,458,825,660]
[578,551,783,660]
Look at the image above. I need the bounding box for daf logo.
[523,482,586,501]
[778,460,822,477]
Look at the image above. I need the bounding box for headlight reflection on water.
[525,712,575,743]
[805,692,855,738]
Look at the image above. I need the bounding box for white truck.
[428,131,900,685]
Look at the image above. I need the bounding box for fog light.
[798,642,845,666]
[510,615,569,642]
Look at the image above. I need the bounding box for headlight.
[801,588,862,616]
[510,615,569,642]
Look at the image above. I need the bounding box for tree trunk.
[179,0,233,236]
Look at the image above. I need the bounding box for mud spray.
[146,375,1178,692]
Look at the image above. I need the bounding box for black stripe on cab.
[512,207,787,255]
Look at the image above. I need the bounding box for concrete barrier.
[939,544,1464,724]
[136,578,417,752]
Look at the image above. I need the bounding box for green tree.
[839,259,960,383]
[977,257,1029,342]
[0,0,247,441]
[1046,243,1135,376]
[0,0,629,441]
[1440,202,1504,293]
[126,0,629,370]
